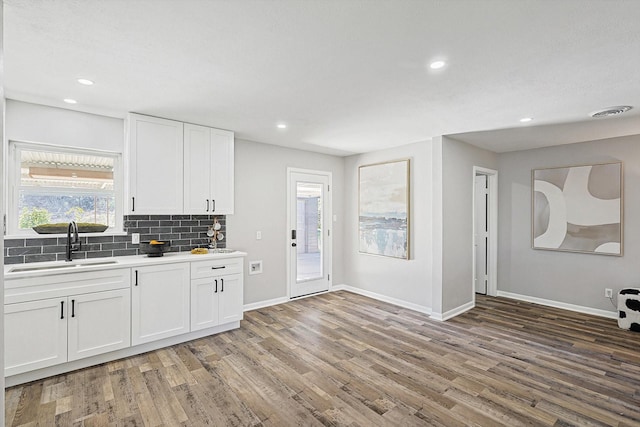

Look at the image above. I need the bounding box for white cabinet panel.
[5,298,67,376]
[132,263,190,345]
[184,123,234,214]
[68,289,131,361]
[218,275,243,324]
[128,113,184,214]
[190,277,219,331]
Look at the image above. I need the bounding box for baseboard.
[430,300,475,322]
[497,291,618,319]
[243,296,289,312]
[332,284,431,315]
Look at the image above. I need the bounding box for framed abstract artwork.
[532,162,623,256]
[358,159,409,259]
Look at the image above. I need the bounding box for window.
[8,141,122,235]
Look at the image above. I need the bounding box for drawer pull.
[211,266,226,270]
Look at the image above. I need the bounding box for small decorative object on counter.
[140,240,171,257]
[207,217,224,249]
[190,247,208,255]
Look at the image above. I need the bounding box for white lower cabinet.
[5,298,68,376]
[131,263,190,345]
[4,280,131,376]
[68,289,131,361]
[190,258,244,331]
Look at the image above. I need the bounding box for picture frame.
[358,159,410,259]
[532,162,623,256]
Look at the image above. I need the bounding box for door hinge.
[328,184,330,192]
[328,274,330,281]
[328,229,330,237]
[3,214,6,235]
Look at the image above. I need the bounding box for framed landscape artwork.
[532,162,623,256]
[359,159,409,259]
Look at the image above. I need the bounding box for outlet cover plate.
[249,260,263,275]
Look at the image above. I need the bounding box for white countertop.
[4,250,247,280]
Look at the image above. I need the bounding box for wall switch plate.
[132,233,140,244]
[256,231,262,240]
[605,288,613,298]
[249,260,263,275]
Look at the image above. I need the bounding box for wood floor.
[5,291,640,426]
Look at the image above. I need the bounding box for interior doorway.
[287,168,332,299]
[472,167,498,298]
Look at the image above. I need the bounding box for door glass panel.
[296,182,323,282]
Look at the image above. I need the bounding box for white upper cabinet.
[127,114,184,214]
[127,114,234,215]
[184,124,234,214]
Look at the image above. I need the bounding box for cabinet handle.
[221,278,224,292]
[135,270,138,286]
[60,300,65,319]
[212,199,216,212]
[214,279,218,293]
[71,299,76,318]
[211,266,226,270]
[206,199,210,212]
[132,196,135,212]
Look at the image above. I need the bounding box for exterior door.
[474,175,488,294]
[288,169,332,298]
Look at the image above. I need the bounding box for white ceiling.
[4,0,640,156]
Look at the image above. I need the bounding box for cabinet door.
[184,123,212,214]
[128,113,184,214]
[67,289,131,362]
[218,274,243,324]
[131,263,190,345]
[190,277,220,331]
[210,129,234,214]
[5,298,67,376]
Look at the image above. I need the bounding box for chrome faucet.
[66,221,81,261]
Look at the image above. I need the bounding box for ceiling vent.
[590,106,633,118]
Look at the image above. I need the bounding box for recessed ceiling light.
[429,60,446,70]
[77,78,94,86]
[63,98,77,104]
[519,117,533,123]
[277,123,287,129]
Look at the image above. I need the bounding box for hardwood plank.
[5,292,640,426]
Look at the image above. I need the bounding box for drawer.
[191,257,242,279]
[5,268,131,305]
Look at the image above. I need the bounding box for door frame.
[472,166,498,300]
[286,167,333,299]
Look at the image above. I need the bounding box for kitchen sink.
[9,259,119,273]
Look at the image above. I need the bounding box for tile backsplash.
[4,214,226,265]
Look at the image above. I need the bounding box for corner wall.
[498,134,640,314]
[343,141,432,312]
[432,136,498,318]
[227,139,345,306]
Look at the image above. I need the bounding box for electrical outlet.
[249,260,263,275]
[256,231,262,240]
[132,233,140,244]
[605,288,613,298]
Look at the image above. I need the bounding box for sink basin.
[9,264,77,273]
[9,259,119,273]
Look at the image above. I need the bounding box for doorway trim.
[472,166,498,300]
[286,167,333,299]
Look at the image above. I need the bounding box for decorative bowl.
[139,240,171,257]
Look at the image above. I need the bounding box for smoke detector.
[590,106,633,118]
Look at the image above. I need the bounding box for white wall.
[1,2,5,414]
[343,141,432,312]
[227,139,344,305]
[6,99,124,152]
[498,134,640,313]
[436,136,497,316]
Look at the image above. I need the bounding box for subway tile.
[113,249,138,257]
[4,239,26,248]
[170,227,191,233]
[26,238,59,246]
[123,220,137,228]
[149,215,171,220]
[114,235,131,242]
[42,245,67,254]
[87,236,115,243]
[58,253,87,261]
[8,247,41,256]
[4,256,25,264]
[126,215,150,220]
[150,227,172,234]
[170,214,190,220]
[101,242,127,250]
[25,254,57,263]
[87,251,113,259]
[160,220,179,227]
[138,220,160,227]
[179,220,199,227]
